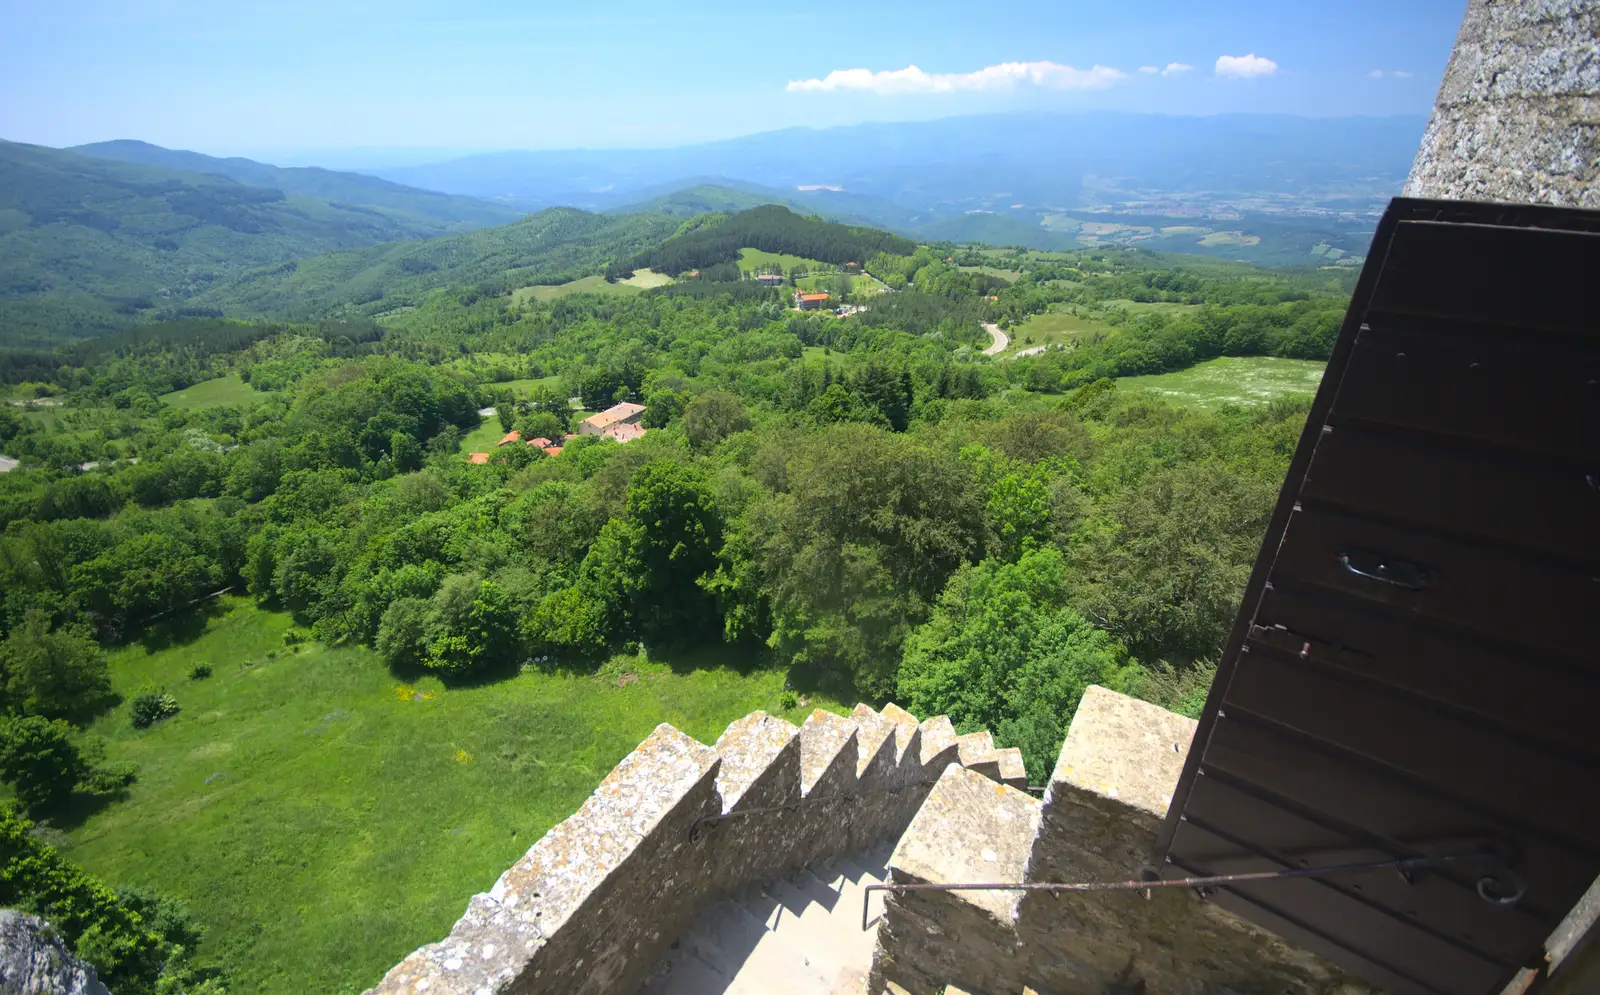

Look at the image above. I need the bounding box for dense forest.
[0,199,1353,993]
[606,205,918,280]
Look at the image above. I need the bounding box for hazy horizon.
[4,0,1464,155]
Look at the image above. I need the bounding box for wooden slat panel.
[1270,506,1595,663]
[1332,321,1600,462]
[1300,422,1597,564]
[1157,200,1600,995]
[1170,820,1507,994]
[1188,883,1459,995]
[1201,713,1599,920]
[1252,584,1600,758]
[1176,773,1545,963]
[1223,647,1600,846]
[1369,221,1600,335]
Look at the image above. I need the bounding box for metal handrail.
[860,851,1521,931]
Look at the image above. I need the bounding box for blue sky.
[1,0,1467,160]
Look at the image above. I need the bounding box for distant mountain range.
[367,111,1426,216]
[359,111,1423,263]
[71,140,523,230]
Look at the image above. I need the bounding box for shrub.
[778,690,798,711]
[188,664,212,680]
[129,688,180,730]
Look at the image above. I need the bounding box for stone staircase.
[368,702,1031,995]
[638,845,892,995]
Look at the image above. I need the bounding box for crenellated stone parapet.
[366,704,1015,995]
[870,686,1374,995]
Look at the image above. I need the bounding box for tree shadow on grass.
[133,598,230,655]
[30,786,133,833]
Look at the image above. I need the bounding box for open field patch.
[160,375,275,409]
[1120,356,1325,409]
[738,247,831,273]
[1198,231,1262,247]
[61,599,845,995]
[958,265,1022,282]
[512,275,641,304]
[619,268,673,288]
[1006,309,1115,355]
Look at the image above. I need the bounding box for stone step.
[636,935,730,995]
[728,909,837,994]
[767,878,868,976]
[787,866,843,910]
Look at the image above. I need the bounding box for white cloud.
[1394,70,1415,78]
[1140,65,1160,74]
[1368,69,1385,78]
[1162,62,1194,75]
[1370,69,1415,79]
[786,61,1125,94]
[1215,53,1278,78]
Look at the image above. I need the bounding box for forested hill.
[200,207,680,320]
[71,140,523,230]
[607,205,917,279]
[0,139,525,345]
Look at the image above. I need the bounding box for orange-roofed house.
[795,292,831,311]
[498,429,521,446]
[578,401,646,437]
[603,422,647,444]
[467,452,490,465]
[526,436,562,457]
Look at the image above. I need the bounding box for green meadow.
[159,375,274,409]
[61,598,844,994]
[1120,356,1325,409]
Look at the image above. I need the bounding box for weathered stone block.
[1407,0,1600,208]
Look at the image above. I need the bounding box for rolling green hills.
[71,140,523,231]
[0,140,526,344]
[202,207,680,319]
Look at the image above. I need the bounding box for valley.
[1,141,1349,995]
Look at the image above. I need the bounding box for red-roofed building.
[467,452,490,465]
[578,401,646,437]
[498,429,521,446]
[603,422,647,444]
[526,437,554,448]
[795,292,831,310]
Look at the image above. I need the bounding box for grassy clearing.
[738,247,830,273]
[1198,231,1262,247]
[1006,310,1114,354]
[490,376,565,397]
[1120,356,1325,410]
[619,268,673,289]
[159,375,273,410]
[63,598,845,994]
[511,275,640,304]
[458,416,508,453]
[958,265,1022,282]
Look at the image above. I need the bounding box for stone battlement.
[870,687,1371,995]
[367,704,1024,995]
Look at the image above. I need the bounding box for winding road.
[981,322,1009,356]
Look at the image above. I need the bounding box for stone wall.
[1406,0,1599,207]
[366,704,1024,995]
[870,687,1371,995]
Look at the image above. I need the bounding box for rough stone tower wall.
[1406,0,1599,207]
[366,705,1024,995]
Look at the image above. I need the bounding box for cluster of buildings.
[465,401,648,465]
